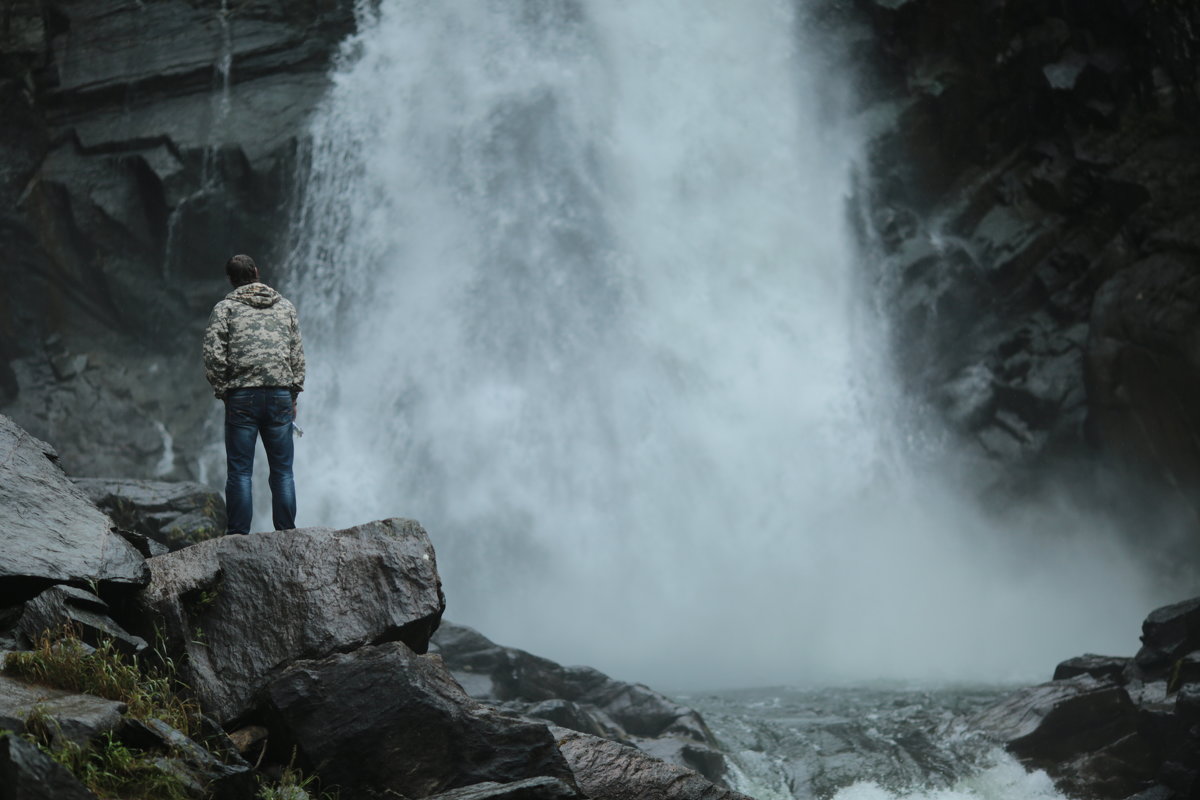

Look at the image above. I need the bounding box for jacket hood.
[227,282,281,309]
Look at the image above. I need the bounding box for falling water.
[286,0,1171,691]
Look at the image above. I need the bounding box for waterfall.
[286,0,1169,689]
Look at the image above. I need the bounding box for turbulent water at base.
[685,684,1065,800]
[285,0,1174,693]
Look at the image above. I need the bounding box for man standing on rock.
[203,254,305,535]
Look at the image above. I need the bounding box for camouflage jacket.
[202,283,306,399]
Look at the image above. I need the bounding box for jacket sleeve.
[203,304,230,399]
[290,306,306,394]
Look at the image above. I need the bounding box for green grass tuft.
[3,626,201,736]
[41,732,194,800]
[3,627,208,798]
[258,757,339,800]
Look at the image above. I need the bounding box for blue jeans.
[224,387,296,534]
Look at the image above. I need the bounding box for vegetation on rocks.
[3,627,199,798]
[20,728,193,800]
[4,626,200,735]
[3,626,335,800]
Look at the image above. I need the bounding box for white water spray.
[287,0,1171,689]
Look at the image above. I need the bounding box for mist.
[282,0,1180,690]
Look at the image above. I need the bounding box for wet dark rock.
[860,0,1200,522]
[432,622,729,784]
[970,676,1140,766]
[1125,788,1174,800]
[500,698,625,741]
[422,776,581,800]
[553,728,752,800]
[1053,654,1130,683]
[975,596,1200,799]
[1088,257,1200,509]
[116,530,171,559]
[1058,732,1158,800]
[73,477,225,550]
[0,732,97,800]
[0,673,126,749]
[135,518,445,725]
[970,676,1159,799]
[0,415,148,603]
[260,642,577,799]
[1133,597,1200,675]
[1179,664,1200,698]
[119,717,255,800]
[16,585,147,655]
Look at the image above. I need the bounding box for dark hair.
[225,254,259,286]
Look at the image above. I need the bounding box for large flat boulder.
[261,642,577,798]
[0,415,148,601]
[553,728,752,800]
[135,518,445,724]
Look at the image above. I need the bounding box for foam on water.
[830,756,1065,800]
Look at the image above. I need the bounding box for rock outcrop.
[433,622,731,785]
[969,596,1200,799]
[261,642,579,798]
[0,414,147,602]
[135,518,446,724]
[15,585,147,655]
[554,728,750,800]
[857,0,1200,523]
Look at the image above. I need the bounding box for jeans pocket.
[268,392,294,426]
[226,394,255,421]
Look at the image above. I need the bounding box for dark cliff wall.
[857,0,1200,529]
[0,0,354,477]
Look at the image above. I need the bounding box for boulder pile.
[0,414,750,799]
[970,597,1200,799]
[432,623,731,785]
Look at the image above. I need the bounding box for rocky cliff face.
[855,0,1200,530]
[0,0,354,479]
